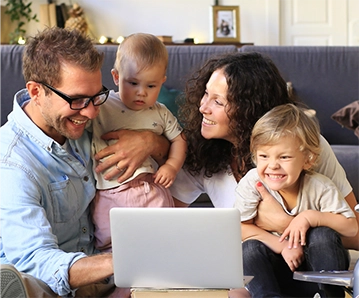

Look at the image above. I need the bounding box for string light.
[98,36,109,44]
[116,36,125,44]
[17,36,26,45]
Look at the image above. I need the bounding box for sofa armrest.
[331,145,359,201]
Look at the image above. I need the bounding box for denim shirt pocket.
[49,175,79,223]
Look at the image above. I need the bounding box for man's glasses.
[40,82,109,110]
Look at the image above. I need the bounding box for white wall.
[1,0,279,45]
[1,0,357,45]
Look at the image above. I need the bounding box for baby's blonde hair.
[114,33,168,75]
[250,104,321,169]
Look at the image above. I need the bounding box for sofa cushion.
[96,44,238,95]
[1,45,26,125]
[165,45,238,91]
[239,46,359,145]
[331,100,359,138]
[331,145,359,200]
[157,86,182,118]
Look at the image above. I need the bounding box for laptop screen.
[110,207,243,289]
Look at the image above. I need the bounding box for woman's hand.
[254,182,292,233]
[94,130,170,183]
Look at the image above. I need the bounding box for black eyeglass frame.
[40,82,109,110]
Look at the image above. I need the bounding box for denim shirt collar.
[10,88,58,152]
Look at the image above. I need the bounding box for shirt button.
[80,247,85,252]
[75,148,79,153]
[82,227,87,233]
[83,176,89,181]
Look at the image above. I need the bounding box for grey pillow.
[331,100,359,138]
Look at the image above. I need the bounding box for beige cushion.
[331,100,359,138]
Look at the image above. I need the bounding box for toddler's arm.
[279,210,358,249]
[154,132,187,188]
[242,220,304,271]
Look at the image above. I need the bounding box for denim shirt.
[0,89,97,296]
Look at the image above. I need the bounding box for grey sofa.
[0,44,238,125]
[1,44,358,202]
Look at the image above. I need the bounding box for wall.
[1,0,358,45]
[1,0,279,45]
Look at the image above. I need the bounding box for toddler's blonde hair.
[250,104,321,169]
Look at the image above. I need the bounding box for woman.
[168,52,358,297]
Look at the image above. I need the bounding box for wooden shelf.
[163,42,253,48]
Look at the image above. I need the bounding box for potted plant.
[3,0,38,44]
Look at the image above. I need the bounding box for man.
[0,27,168,297]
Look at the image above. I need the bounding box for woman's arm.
[254,182,292,233]
[94,130,170,183]
[242,221,287,254]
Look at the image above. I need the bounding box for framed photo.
[211,6,240,43]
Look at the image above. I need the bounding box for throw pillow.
[331,100,359,138]
[157,85,183,118]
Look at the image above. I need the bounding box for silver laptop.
[110,207,244,289]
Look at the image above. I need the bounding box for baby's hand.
[153,164,177,188]
[279,213,310,248]
[281,244,304,272]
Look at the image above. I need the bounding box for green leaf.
[3,0,39,42]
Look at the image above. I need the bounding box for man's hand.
[94,130,170,183]
[254,182,292,233]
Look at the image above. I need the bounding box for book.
[60,3,69,23]
[0,5,11,43]
[56,5,65,28]
[39,3,57,29]
[156,36,173,43]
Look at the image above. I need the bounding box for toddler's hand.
[279,211,314,248]
[281,244,304,271]
[153,164,177,188]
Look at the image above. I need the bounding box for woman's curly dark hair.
[178,52,297,179]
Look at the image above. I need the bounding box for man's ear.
[26,81,42,104]
[111,69,119,85]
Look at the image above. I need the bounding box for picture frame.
[211,5,240,43]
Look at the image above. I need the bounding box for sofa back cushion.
[1,45,26,125]
[97,44,238,92]
[1,44,237,126]
[240,46,359,145]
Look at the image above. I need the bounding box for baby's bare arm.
[154,133,187,188]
